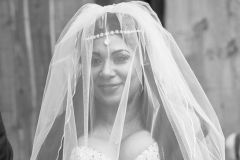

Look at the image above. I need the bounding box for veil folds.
[30,1,225,160]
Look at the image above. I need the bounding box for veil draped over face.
[30,1,225,160]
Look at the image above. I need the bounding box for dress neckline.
[71,142,159,160]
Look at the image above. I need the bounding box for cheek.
[124,66,141,92]
[115,60,135,80]
[116,67,130,80]
[130,64,142,91]
[91,65,102,77]
[116,63,141,85]
[91,68,101,87]
[131,71,141,89]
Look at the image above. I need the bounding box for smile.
[98,83,121,92]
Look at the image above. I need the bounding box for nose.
[99,60,115,79]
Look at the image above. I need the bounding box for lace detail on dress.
[134,142,160,160]
[70,142,160,160]
[70,146,111,160]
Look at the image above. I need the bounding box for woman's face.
[91,35,141,107]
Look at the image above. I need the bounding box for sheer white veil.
[30,1,225,160]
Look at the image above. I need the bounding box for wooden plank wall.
[0,0,94,160]
[166,0,240,139]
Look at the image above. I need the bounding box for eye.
[91,57,102,67]
[113,54,130,64]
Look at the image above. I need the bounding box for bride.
[30,1,225,160]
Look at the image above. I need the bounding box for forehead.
[92,35,130,54]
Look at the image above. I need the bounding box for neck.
[95,93,142,127]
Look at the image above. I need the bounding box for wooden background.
[0,0,239,159]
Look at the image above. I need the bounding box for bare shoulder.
[120,130,156,159]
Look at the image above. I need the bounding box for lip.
[99,83,120,87]
[98,83,121,92]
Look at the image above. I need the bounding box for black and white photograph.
[0,0,240,160]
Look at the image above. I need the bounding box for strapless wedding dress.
[70,142,160,160]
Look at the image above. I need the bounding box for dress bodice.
[70,142,160,160]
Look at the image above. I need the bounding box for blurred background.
[0,0,240,159]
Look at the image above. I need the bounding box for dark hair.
[94,12,139,52]
[94,13,121,35]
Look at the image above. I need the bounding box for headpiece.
[86,30,142,40]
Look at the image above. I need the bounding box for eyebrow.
[92,49,130,57]
[112,49,130,55]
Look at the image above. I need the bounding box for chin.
[98,95,121,107]
[94,87,141,107]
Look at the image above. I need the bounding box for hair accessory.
[104,37,110,45]
[86,29,141,40]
